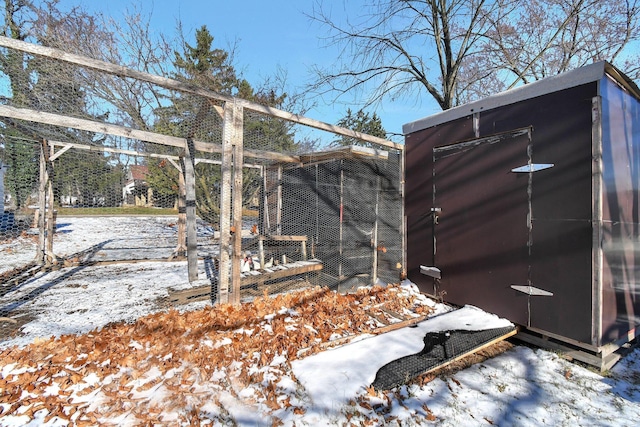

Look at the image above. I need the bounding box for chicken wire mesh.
[0,37,404,343]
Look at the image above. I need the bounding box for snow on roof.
[403,61,640,135]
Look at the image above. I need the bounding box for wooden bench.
[257,235,308,267]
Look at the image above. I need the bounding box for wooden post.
[231,134,243,304]
[0,161,6,215]
[258,237,265,269]
[45,142,55,262]
[217,99,244,305]
[173,159,186,259]
[261,166,269,234]
[371,175,380,285]
[339,163,344,278]
[36,139,56,266]
[276,165,282,234]
[36,140,47,266]
[219,103,233,303]
[184,138,198,282]
[401,148,407,280]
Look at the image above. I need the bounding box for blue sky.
[69,0,440,141]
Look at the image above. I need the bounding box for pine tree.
[333,109,387,148]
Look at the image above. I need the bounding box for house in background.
[123,165,153,207]
[404,61,640,369]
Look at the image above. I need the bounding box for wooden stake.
[184,138,197,282]
[219,103,233,303]
[36,140,47,266]
[174,160,186,259]
[231,102,244,305]
[372,175,380,285]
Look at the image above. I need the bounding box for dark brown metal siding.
[405,119,475,295]
[481,85,596,343]
[432,131,531,324]
[406,83,597,344]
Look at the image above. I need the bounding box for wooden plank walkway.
[167,260,322,305]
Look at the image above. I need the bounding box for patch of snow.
[1,216,640,426]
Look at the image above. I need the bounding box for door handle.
[432,207,441,224]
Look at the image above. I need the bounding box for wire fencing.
[0,36,404,344]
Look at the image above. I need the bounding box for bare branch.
[309,0,640,112]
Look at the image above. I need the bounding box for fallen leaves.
[0,283,433,424]
[423,404,437,421]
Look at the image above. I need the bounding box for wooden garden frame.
[0,36,404,305]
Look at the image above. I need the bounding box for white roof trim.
[403,61,638,135]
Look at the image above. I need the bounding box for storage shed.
[404,61,640,368]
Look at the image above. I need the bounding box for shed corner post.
[591,95,604,347]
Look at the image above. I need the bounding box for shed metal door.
[433,128,532,325]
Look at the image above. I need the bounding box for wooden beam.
[0,36,402,151]
[238,103,404,151]
[48,140,263,168]
[49,143,72,161]
[259,235,308,242]
[298,145,390,164]
[297,310,432,357]
[0,36,236,104]
[417,329,518,376]
[0,105,301,163]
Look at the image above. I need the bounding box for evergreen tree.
[149,25,241,224]
[333,108,387,148]
[150,25,298,224]
[0,0,38,210]
[1,1,121,209]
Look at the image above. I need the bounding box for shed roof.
[403,61,640,135]
[298,145,389,164]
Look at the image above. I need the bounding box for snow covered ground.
[1,216,640,426]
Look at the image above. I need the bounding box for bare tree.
[32,1,173,131]
[309,0,640,110]
[459,0,640,102]
[308,0,500,110]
